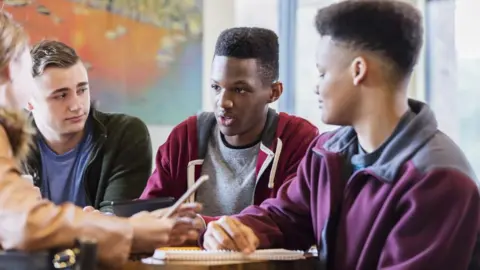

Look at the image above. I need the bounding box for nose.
[68,94,82,112]
[217,89,233,109]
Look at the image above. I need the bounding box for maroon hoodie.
[230,100,480,270]
[140,108,319,224]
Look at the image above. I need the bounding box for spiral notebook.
[152,248,306,261]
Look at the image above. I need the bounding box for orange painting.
[5,0,203,125]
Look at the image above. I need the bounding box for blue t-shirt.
[38,125,94,207]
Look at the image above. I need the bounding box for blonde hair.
[0,11,28,72]
[0,108,33,162]
[0,11,32,163]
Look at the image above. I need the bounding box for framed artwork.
[5,0,203,125]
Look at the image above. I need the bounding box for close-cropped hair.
[30,40,79,77]
[315,0,423,80]
[214,27,279,85]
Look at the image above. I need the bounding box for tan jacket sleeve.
[0,157,134,268]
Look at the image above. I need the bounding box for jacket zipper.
[312,148,345,267]
[251,148,272,205]
[81,135,106,206]
[312,148,376,268]
[251,173,261,205]
[30,151,43,195]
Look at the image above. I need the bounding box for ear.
[26,101,34,111]
[268,82,283,103]
[350,57,367,86]
[0,65,12,85]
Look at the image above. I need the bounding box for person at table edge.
[201,1,480,269]
[140,27,319,228]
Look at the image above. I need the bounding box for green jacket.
[21,108,152,212]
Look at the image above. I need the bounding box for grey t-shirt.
[196,126,260,216]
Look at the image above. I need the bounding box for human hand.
[83,206,100,213]
[203,216,259,253]
[150,202,202,219]
[128,211,176,253]
[169,214,206,246]
[129,203,202,252]
[33,186,41,200]
[21,175,41,200]
[83,206,115,216]
[151,203,203,246]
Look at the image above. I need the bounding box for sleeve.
[199,215,216,225]
[284,124,319,181]
[99,117,153,211]
[139,135,175,200]
[0,157,134,268]
[378,169,480,270]
[227,147,318,251]
[139,117,193,200]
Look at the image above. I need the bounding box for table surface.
[120,258,324,270]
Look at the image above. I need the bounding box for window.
[235,0,279,111]
[295,0,337,131]
[426,0,480,176]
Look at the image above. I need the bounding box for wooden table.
[121,258,324,270]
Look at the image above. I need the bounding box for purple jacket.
[231,100,480,270]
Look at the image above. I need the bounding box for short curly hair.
[315,0,423,80]
[214,27,279,86]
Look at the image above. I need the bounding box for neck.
[223,110,267,147]
[39,126,85,155]
[353,89,409,153]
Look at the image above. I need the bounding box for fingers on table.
[204,217,252,251]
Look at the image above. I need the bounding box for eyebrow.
[51,82,89,95]
[77,82,89,88]
[232,80,250,85]
[211,79,251,85]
